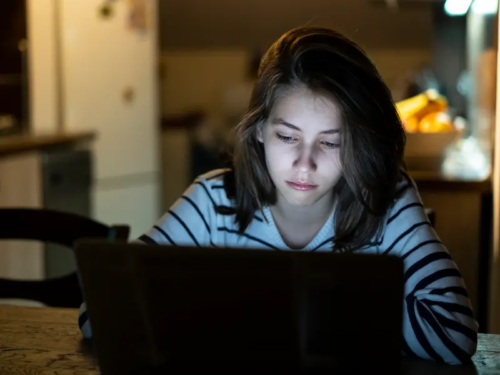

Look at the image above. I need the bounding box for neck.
[271,193,334,227]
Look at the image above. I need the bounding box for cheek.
[318,150,342,172]
[331,151,342,170]
[264,142,293,172]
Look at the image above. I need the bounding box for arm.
[137,178,215,246]
[78,177,216,338]
[382,183,478,364]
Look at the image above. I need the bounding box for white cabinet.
[0,152,44,280]
[58,0,161,234]
[92,180,160,240]
[59,0,160,180]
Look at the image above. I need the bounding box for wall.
[159,0,433,50]
[160,48,433,117]
[26,0,59,134]
[489,5,500,335]
[158,0,434,116]
[160,50,249,117]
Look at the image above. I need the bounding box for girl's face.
[257,87,343,209]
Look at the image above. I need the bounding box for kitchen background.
[1,0,500,333]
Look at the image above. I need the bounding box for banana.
[396,89,447,120]
[396,93,429,119]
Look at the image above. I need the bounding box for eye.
[321,141,340,149]
[276,133,297,144]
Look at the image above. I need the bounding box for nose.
[293,147,317,175]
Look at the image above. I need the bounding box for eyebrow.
[271,118,339,134]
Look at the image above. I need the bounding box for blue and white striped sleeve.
[78,175,218,338]
[381,179,478,364]
[138,177,216,247]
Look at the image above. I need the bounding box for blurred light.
[444,0,473,15]
[471,0,498,14]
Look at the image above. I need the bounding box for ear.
[256,122,264,143]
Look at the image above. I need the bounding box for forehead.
[269,87,342,129]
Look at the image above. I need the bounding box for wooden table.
[1,305,500,374]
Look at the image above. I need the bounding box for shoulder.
[389,171,426,219]
[378,171,436,255]
[139,169,234,246]
[189,168,233,207]
[177,168,236,220]
[197,168,231,187]
[387,172,427,224]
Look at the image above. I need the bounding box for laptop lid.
[75,240,403,374]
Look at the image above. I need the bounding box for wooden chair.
[0,208,129,308]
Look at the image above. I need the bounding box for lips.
[286,181,318,191]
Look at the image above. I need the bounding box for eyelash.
[322,141,339,149]
[276,134,296,144]
[275,134,339,149]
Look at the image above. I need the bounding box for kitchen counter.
[0,131,96,282]
[408,170,491,192]
[0,131,96,157]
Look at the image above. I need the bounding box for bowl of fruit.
[396,89,462,171]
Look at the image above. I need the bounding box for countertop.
[0,131,96,157]
[407,170,492,193]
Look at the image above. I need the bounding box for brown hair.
[222,26,406,251]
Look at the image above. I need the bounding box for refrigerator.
[57,0,161,240]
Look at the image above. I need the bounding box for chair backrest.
[0,208,130,307]
[0,208,129,246]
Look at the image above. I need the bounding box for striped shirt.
[79,169,478,364]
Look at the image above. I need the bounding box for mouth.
[286,181,318,191]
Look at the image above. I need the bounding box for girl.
[80,26,478,364]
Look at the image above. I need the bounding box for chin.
[286,200,314,207]
[283,194,323,207]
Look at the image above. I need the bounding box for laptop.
[75,240,404,374]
